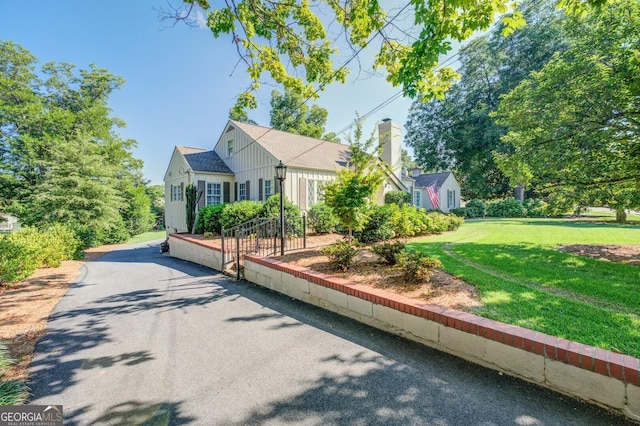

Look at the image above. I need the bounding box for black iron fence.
[221,214,306,279]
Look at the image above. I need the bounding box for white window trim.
[239,182,246,201]
[206,182,222,205]
[265,179,273,199]
[227,140,234,156]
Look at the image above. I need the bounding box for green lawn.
[408,218,640,357]
[126,230,166,245]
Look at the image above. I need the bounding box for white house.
[164,119,459,232]
[403,169,461,213]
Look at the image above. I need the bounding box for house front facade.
[164,119,458,232]
[404,170,461,213]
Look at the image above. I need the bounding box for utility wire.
[224,2,414,162]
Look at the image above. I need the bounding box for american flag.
[426,182,440,209]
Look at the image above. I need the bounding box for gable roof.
[177,146,233,174]
[414,172,452,189]
[230,120,351,170]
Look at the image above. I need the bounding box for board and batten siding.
[214,125,279,202]
[286,168,337,210]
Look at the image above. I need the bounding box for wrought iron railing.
[221,214,306,279]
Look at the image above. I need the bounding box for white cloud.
[193,10,207,30]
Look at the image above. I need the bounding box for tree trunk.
[616,209,627,223]
[514,185,525,202]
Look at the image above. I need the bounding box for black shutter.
[258,178,263,201]
[234,182,238,201]
[197,180,205,208]
[223,182,230,203]
[180,182,184,201]
[170,185,173,202]
[246,180,250,200]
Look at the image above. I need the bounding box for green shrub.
[371,241,405,265]
[486,198,526,218]
[321,241,358,272]
[396,251,443,284]
[0,224,82,286]
[98,218,131,245]
[450,207,467,217]
[260,194,304,235]
[465,199,486,218]
[307,203,338,234]
[0,236,38,286]
[523,198,547,218]
[384,190,411,206]
[219,201,263,230]
[196,204,226,234]
[354,205,395,243]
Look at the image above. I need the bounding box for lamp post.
[275,160,287,256]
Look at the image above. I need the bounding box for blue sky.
[1,0,419,184]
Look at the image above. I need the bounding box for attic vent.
[225,125,236,133]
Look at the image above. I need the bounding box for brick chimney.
[378,118,402,179]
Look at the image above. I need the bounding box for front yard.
[409,218,640,358]
[283,217,640,358]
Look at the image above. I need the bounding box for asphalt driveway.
[29,241,633,425]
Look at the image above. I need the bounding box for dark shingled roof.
[413,172,452,188]
[178,146,233,174]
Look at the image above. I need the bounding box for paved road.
[30,241,633,425]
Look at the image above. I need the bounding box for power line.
[224,2,414,163]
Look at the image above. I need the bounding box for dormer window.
[227,140,234,156]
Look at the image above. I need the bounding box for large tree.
[269,88,338,141]
[171,0,608,114]
[0,40,152,241]
[404,0,565,199]
[494,0,640,221]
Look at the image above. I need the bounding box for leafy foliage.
[494,0,640,218]
[321,240,357,272]
[174,0,547,114]
[0,225,83,286]
[371,241,405,265]
[451,199,486,218]
[353,205,395,243]
[404,0,565,199]
[269,88,336,141]
[486,199,526,218]
[323,118,385,241]
[396,251,443,285]
[185,184,202,233]
[307,202,338,234]
[0,41,153,244]
[219,201,262,230]
[195,204,226,234]
[385,204,463,238]
[384,190,411,207]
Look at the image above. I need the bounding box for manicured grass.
[126,231,166,245]
[408,218,640,357]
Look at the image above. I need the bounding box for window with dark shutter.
[258,178,263,201]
